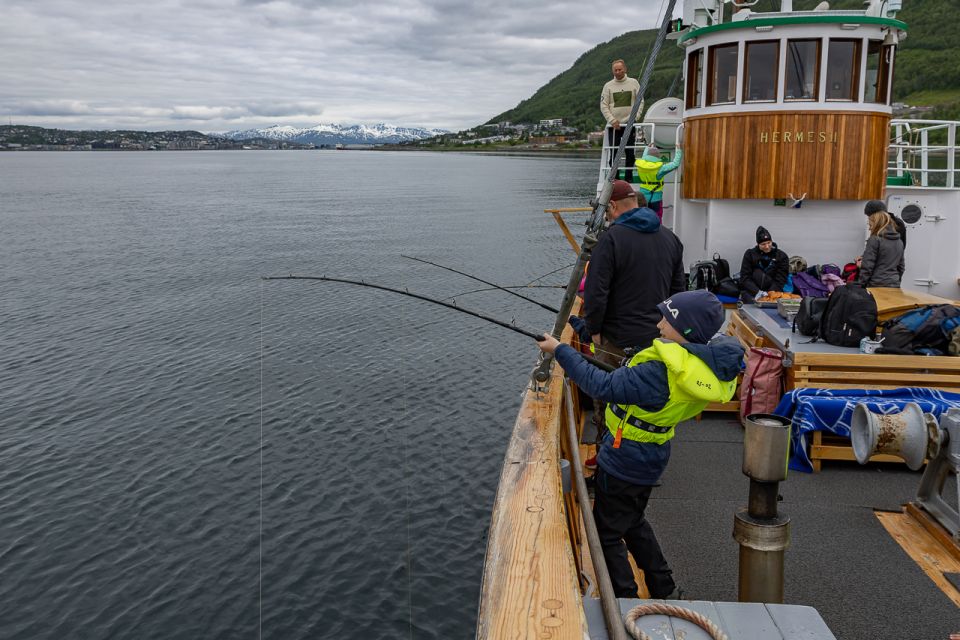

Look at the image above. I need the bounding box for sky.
[0,0,678,133]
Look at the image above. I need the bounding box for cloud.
[0,0,674,131]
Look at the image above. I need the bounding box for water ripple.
[0,150,596,639]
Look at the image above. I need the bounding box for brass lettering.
[832,132,839,143]
[783,131,792,143]
[819,131,827,143]
[795,131,804,142]
[808,131,815,143]
[760,132,768,143]
[773,131,780,143]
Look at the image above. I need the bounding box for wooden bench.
[789,352,960,470]
[728,307,960,471]
[869,287,960,323]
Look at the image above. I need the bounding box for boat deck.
[622,413,960,639]
[583,598,836,639]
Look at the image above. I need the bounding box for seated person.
[738,226,789,302]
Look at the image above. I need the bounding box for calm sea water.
[0,150,597,639]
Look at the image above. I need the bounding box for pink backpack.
[739,347,784,422]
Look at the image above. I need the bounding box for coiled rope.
[624,603,729,640]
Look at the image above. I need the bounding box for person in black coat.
[584,180,686,358]
[738,226,789,301]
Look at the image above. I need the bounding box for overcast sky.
[1,0,678,133]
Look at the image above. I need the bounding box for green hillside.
[489,0,960,128]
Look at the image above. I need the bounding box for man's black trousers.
[606,127,636,182]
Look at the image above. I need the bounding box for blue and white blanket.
[773,387,960,472]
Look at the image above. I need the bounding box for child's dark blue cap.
[657,290,724,344]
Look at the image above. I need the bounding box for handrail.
[598,123,655,188]
[563,380,628,640]
[887,118,960,189]
[671,123,685,236]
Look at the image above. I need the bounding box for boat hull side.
[477,341,588,638]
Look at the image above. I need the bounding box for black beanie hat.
[864,200,887,216]
[756,225,772,244]
[656,290,724,344]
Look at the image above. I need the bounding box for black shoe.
[664,586,686,600]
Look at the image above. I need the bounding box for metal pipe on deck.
[563,382,628,640]
[734,414,791,603]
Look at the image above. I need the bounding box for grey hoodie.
[859,228,904,287]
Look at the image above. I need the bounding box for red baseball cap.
[610,180,637,202]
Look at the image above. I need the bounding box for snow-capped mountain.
[219,123,447,145]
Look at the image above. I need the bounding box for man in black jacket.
[584,180,686,360]
[738,226,789,302]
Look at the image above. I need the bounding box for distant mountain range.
[220,123,448,145]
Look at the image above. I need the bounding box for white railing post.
[672,123,684,236]
[948,123,957,189]
[921,129,929,187]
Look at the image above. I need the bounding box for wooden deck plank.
[477,323,589,638]
[876,511,960,608]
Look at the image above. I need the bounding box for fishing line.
[258,278,264,640]
[400,292,414,639]
[525,262,577,286]
[261,275,617,371]
[402,254,559,313]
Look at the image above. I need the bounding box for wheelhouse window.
[784,39,820,101]
[686,48,704,109]
[825,39,861,101]
[707,43,739,105]
[865,40,894,104]
[743,40,779,103]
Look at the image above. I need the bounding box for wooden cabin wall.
[684,111,890,200]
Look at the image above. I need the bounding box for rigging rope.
[624,603,729,640]
[533,0,679,385]
[596,0,679,229]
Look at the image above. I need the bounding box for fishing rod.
[262,275,616,372]
[532,0,679,386]
[401,255,559,313]
[442,284,564,302]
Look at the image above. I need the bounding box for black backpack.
[712,252,731,282]
[818,284,877,347]
[713,277,740,298]
[689,260,718,291]
[792,297,828,337]
[878,304,960,354]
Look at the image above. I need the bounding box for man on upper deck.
[601,59,643,182]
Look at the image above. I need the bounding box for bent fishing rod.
[532,0,678,385]
[401,255,559,313]
[261,275,615,372]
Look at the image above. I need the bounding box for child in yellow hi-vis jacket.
[537,290,744,599]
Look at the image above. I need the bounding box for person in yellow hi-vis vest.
[537,290,743,599]
[634,144,683,222]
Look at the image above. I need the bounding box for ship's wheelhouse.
[678,15,906,200]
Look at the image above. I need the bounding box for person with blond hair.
[858,209,905,287]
